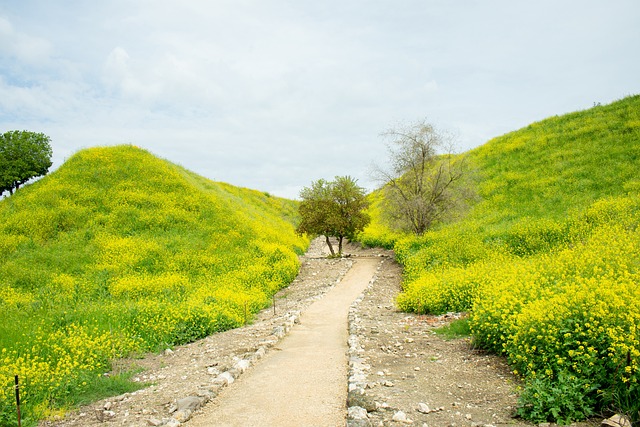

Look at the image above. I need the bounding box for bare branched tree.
[371,120,473,235]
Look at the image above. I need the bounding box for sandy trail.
[187,258,379,427]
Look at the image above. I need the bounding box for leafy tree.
[0,130,53,196]
[296,176,370,256]
[372,120,473,235]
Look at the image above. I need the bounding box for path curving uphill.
[187,257,380,427]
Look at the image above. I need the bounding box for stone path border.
[186,257,380,426]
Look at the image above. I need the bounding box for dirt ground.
[187,257,379,426]
[350,254,596,427]
[43,238,601,427]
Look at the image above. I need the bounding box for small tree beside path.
[296,176,370,256]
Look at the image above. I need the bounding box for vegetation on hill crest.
[0,145,308,424]
[358,95,640,423]
[2,94,639,425]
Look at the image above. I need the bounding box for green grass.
[468,95,640,225]
[63,367,147,408]
[433,318,471,340]
[0,145,308,423]
[359,94,640,424]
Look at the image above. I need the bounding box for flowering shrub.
[0,323,137,424]
[362,95,640,423]
[399,197,640,422]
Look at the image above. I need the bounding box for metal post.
[15,375,21,427]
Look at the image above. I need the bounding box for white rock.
[348,383,360,392]
[348,406,369,420]
[272,326,286,338]
[233,359,251,373]
[416,403,430,414]
[602,414,633,427]
[216,371,235,385]
[392,410,413,423]
[349,373,366,383]
[376,401,390,410]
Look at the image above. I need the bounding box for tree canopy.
[296,176,370,256]
[0,130,53,196]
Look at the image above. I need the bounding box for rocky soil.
[43,239,601,427]
[346,254,597,427]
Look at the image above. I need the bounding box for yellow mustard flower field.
[0,146,308,424]
[359,95,640,423]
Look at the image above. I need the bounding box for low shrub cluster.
[395,196,640,423]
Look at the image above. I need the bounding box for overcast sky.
[1,1,639,199]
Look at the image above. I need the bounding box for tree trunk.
[324,235,335,256]
[338,236,344,255]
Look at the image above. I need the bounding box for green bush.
[516,369,597,425]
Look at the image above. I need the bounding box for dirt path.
[43,239,600,427]
[187,258,380,427]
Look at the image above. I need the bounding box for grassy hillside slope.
[468,95,640,224]
[0,145,308,424]
[359,95,640,423]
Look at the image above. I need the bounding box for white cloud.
[0,15,53,64]
[1,1,639,199]
[103,46,160,100]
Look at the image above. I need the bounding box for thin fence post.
[15,375,21,427]
[243,301,248,326]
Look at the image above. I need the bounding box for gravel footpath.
[42,238,599,427]
[42,239,377,426]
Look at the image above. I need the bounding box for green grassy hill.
[469,95,640,224]
[359,95,640,423]
[0,145,308,424]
